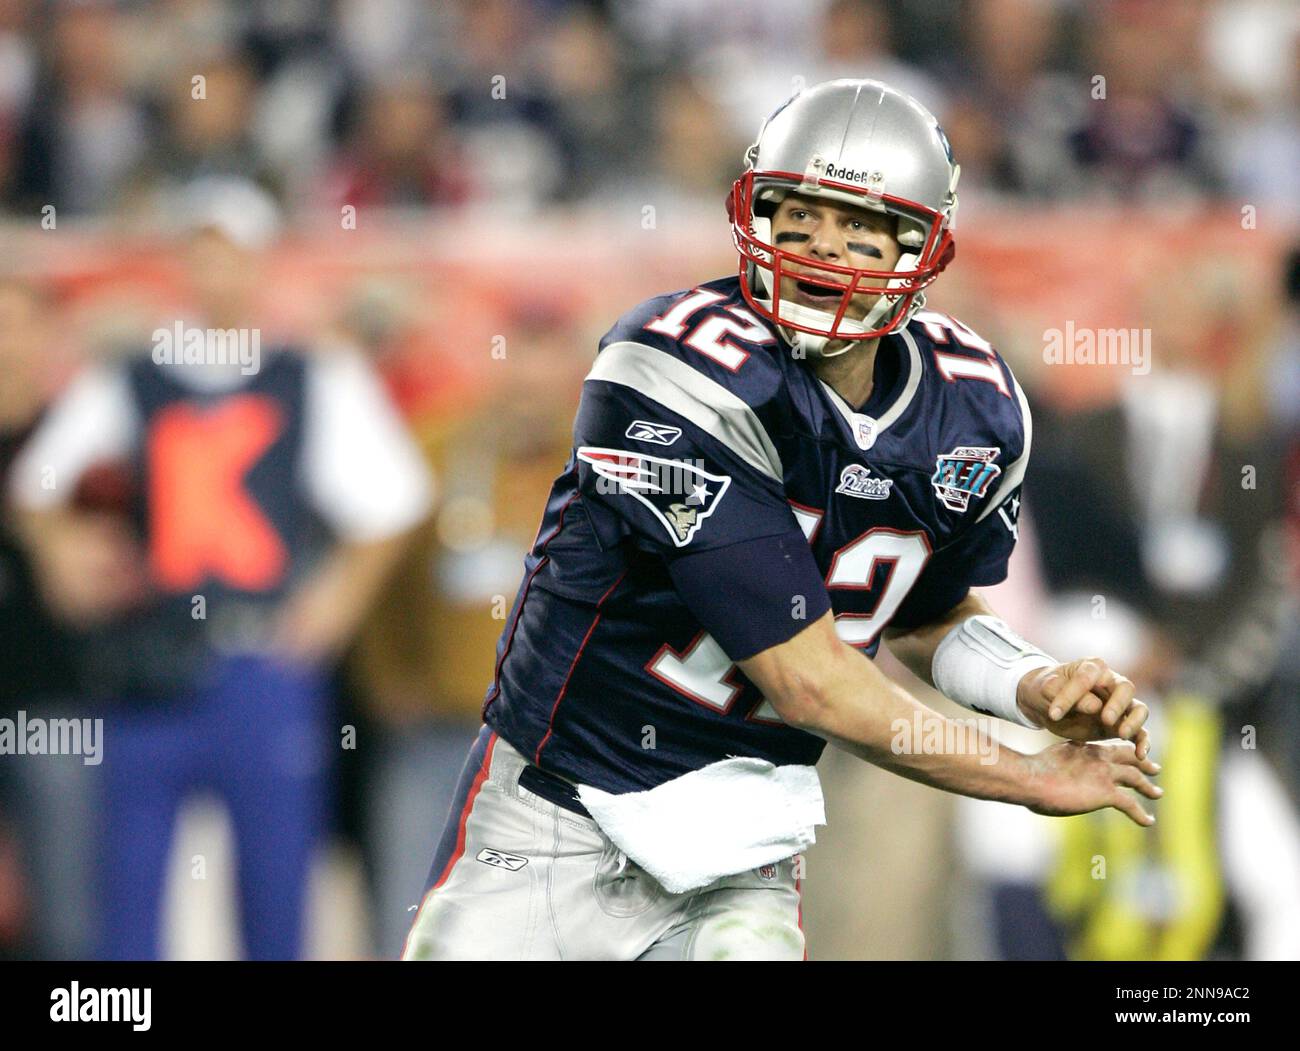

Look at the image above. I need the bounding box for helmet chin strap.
[767,307,850,358]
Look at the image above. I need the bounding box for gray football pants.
[402,732,806,961]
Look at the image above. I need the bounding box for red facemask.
[728,169,956,343]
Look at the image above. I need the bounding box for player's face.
[769,193,902,320]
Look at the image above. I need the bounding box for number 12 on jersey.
[648,511,931,724]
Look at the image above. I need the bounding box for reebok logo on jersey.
[578,447,731,547]
[836,463,892,501]
[625,420,682,446]
[477,848,529,871]
[932,446,1002,512]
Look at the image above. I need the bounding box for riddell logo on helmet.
[822,164,878,185]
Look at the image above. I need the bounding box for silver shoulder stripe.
[585,341,783,482]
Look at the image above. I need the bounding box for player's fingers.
[1076,693,1104,716]
[1113,764,1163,800]
[1110,791,1155,827]
[1098,675,1136,728]
[1115,699,1149,742]
[1047,661,1104,720]
[1099,739,1140,765]
[1132,726,1151,761]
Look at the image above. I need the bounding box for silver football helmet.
[729,79,960,357]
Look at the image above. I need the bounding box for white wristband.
[931,616,1056,729]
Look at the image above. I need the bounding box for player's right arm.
[738,610,1163,827]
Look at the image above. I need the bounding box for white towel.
[576,757,826,894]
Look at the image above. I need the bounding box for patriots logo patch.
[836,463,892,500]
[932,446,1001,513]
[578,447,730,547]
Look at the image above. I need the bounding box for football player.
[403,79,1157,961]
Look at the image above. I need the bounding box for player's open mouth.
[793,280,843,302]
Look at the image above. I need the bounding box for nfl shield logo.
[758,863,777,880]
[852,413,877,450]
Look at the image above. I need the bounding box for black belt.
[518,763,591,819]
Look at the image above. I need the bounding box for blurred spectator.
[612,0,826,72]
[1262,245,1300,803]
[535,6,634,201]
[14,2,149,215]
[1061,0,1222,200]
[0,279,77,705]
[1205,0,1300,217]
[0,0,38,213]
[335,0,455,83]
[319,73,469,211]
[442,0,567,212]
[6,179,433,959]
[132,54,276,206]
[940,0,1068,198]
[0,277,94,960]
[1030,258,1286,681]
[986,249,1300,960]
[815,0,946,114]
[694,0,944,146]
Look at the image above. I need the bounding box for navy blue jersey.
[483,275,1030,793]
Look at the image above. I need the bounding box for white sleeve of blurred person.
[268,346,436,665]
[6,364,147,628]
[7,365,138,509]
[303,348,434,542]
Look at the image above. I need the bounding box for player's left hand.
[1016,658,1151,760]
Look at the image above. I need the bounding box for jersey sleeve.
[892,370,1032,630]
[890,482,1024,629]
[575,347,830,660]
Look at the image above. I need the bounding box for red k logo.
[148,396,287,591]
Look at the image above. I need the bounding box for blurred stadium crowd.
[0,0,1298,961]
[1,0,1299,218]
